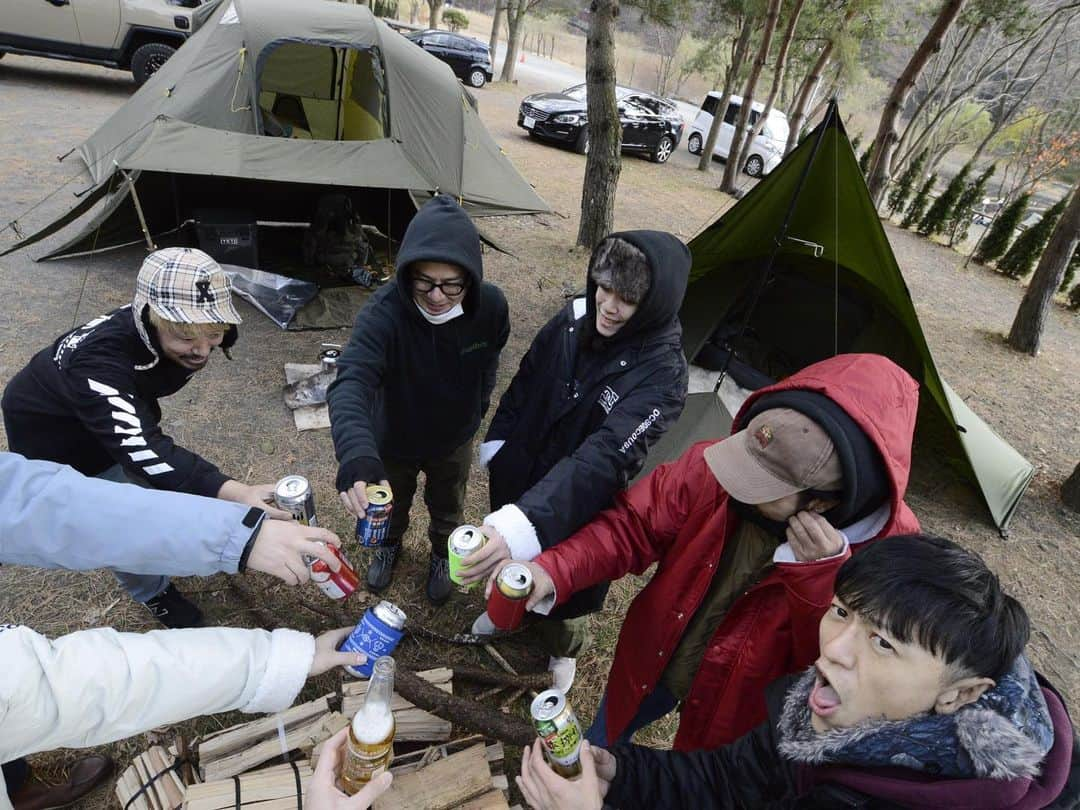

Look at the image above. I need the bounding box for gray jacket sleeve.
[0,452,255,575]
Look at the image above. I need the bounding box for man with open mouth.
[517,534,1078,809]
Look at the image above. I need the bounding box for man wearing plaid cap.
[2,248,290,628]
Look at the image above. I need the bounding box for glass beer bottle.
[340,656,396,795]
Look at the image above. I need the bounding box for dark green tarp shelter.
[645,102,1032,530]
[4,0,548,259]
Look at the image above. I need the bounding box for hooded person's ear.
[934,676,995,715]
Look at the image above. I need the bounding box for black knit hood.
[583,230,690,344]
[394,195,484,315]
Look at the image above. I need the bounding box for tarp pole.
[116,163,157,251]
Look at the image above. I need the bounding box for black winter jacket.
[1,306,230,497]
[328,196,509,488]
[485,230,689,619]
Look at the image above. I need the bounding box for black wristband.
[238,507,267,573]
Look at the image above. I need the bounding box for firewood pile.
[113,668,525,809]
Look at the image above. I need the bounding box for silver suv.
[0,0,207,85]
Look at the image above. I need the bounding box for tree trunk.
[698,14,753,172]
[489,2,505,67]
[408,0,419,24]
[784,3,858,155]
[1006,186,1080,355]
[500,0,526,82]
[1063,462,1080,513]
[734,0,805,177]
[427,0,443,28]
[576,0,621,249]
[720,0,782,193]
[865,0,967,207]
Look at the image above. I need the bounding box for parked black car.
[406,29,493,88]
[518,83,685,163]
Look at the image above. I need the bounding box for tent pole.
[115,163,157,251]
[713,100,839,389]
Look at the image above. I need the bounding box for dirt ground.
[1,52,1078,807]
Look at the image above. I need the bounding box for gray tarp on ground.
[5,0,547,257]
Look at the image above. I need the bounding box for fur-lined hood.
[778,656,1054,781]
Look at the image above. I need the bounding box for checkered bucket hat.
[133,247,242,325]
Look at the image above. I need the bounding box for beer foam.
[351,704,394,744]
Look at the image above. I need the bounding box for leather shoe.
[10,754,114,810]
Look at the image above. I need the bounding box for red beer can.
[310,544,360,600]
[487,563,533,631]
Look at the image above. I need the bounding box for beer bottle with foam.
[341,656,396,794]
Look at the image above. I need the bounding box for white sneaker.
[548,656,577,693]
[470,611,496,635]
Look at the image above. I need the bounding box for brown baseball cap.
[704,408,843,503]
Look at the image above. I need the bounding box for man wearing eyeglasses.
[327,195,509,605]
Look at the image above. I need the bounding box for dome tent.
[5,0,548,260]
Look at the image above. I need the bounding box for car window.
[427,33,450,46]
[723,102,739,125]
[631,96,661,114]
[623,101,649,117]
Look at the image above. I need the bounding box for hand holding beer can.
[487,563,533,630]
[530,689,583,778]
[274,474,317,526]
[448,525,487,588]
[339,601,407,678]
[310,544,360,600]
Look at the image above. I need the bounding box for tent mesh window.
[257,42,388,142]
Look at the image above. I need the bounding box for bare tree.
[698,6,754,172]
[1007,185,1079,354]
[720,0,782,192]
[577,0,622,249]
[734,0,807,177]
[489,1,506,64]
[500,0,544,82]
[865,0,968,207]
[427,0,443,28]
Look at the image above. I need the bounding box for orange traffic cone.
[519,51,525,63]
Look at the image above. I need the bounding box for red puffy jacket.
[535,354,921,751]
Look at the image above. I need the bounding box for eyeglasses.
[413,276,468,297]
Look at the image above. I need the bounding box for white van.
[686,92,790,177]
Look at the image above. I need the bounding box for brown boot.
[10,755,114,810]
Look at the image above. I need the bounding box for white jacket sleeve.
[0,624,314,764]
[0,452,254,575]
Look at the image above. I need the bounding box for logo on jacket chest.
[461,340,489,356]
[598,385,620,414]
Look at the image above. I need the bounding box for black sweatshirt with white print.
[2,305,228,497]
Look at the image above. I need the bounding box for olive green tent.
[4,0,548,259]
[646,102,1032,531]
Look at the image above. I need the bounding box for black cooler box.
[194,209,259,268]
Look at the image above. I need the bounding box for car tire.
[131,42,176,86]
[652,135,675,163]
[574,128,589,155]
[688,132,703,155]
[468,68,487,88]
[744,154,765,178]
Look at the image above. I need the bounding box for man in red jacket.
[491,353,920,751]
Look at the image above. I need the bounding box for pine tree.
[918,162,971,237]
[948,163,996,247]
[999,198,1067,279]
[901,173,937,229]
[887,149,928,217]
[974,193,1029,265]
[859,139,875,177]
[1059,246,1079,294]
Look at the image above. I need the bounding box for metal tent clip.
[784,236,824,257]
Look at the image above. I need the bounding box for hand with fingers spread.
[339,479,390,519]
[516,739,613,810]
[218,480,294,520]
[484,560,554,611]
[310,628,367,677]
[306,726,394,809]
[246,521,343,585]
[459,525,510,585]
[786,510,845,562]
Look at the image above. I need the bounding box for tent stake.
[115,162,157,251]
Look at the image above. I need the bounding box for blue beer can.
[356,485,394,547]
[339,600,407,678]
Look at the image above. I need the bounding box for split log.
[395,668,535,748]
[373,744,495,810]
[183,762,313,810]
[452,665,552,691]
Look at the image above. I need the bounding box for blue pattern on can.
[340,607,404,678]
[356,501,392,547]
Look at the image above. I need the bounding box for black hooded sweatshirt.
[328,196,509,489]
[1,306,234,497]
[485,230,690,619]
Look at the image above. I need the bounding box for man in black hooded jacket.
[328,195,509,605]
[458,231,689,690]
